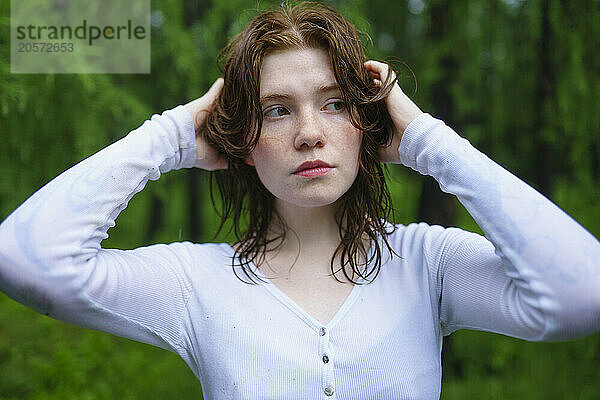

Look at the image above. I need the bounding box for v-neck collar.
[225,240,376,333]
[251,263,367,331]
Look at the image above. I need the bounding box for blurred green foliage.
[1,0,599,399]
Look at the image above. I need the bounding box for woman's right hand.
[184,78,228,171]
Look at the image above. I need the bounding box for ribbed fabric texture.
[0,106,599,399]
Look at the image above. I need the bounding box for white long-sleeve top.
[0,105,599,399]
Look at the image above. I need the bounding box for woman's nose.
[293,110,325,150]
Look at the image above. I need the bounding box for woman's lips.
[293,160,333,177]
[293,166,333,177]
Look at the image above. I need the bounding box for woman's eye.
[264,106,289,118]
[323,101,345,112]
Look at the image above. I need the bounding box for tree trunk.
[188,169,203,242]
[421,2,459,227]
[534,0,554,198]
[145,195,164,243]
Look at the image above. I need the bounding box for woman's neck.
[271,200,341,252]
[255,199,368,281]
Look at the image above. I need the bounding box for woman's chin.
[275,194,342,210]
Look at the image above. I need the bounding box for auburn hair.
[204,1,399,285]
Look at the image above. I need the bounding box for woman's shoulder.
[382,220,482,259]
[115,241,235,271]
[379,221,487,290]
[384,219,455,239]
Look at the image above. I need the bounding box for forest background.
[1,0,599,398]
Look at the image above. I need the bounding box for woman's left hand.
[364,60,423,163]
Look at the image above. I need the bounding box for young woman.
[1,2,599,399]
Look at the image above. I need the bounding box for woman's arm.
[0,79,224,351]
[368,60,600,341]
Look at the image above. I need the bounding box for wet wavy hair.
[204,1,400,285]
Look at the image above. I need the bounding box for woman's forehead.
[259,48,338,97]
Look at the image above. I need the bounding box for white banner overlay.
[11,0,150,74]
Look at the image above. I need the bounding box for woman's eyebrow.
[260,83,341,104]
[316,83,341,95]
[260,92,292,104]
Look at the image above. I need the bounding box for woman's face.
[247,47,362,209]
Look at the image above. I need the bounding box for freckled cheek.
[331,124,362,155]
[254,136,285,162]
[251,134,289,174]
[255,128,288,153]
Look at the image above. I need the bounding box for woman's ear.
[244,155,255,166]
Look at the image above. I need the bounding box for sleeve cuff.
[397,113,445,169]
[165,105,197,169]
